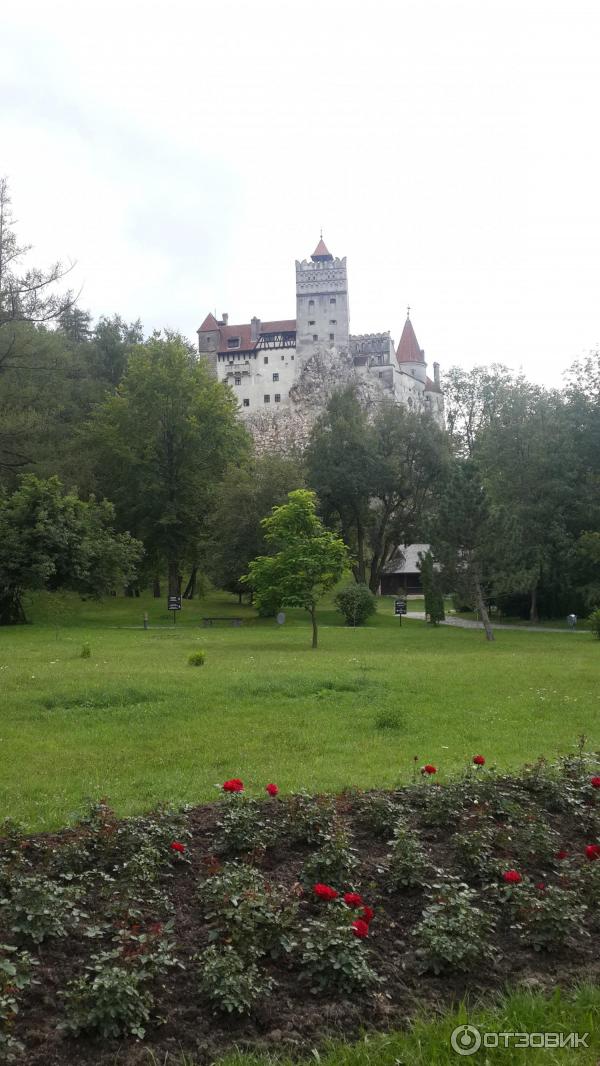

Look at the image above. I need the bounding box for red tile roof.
[198,316,297,354]
[396,316,424,364]
[311,238,332,260]
[198,312,219,331]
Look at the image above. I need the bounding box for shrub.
[80,643,91,658]
[197,945,274,1014]
[0,874,85,943]
[301,827,358,887]
[589,608,600,640]
[283,791,336,845]
[453,827,498,881]
[198,863,298,959]
[416,782,465,829]
[60,964,153,1039]
[505,883,588,951]
[299,912,379,994]
[188,649,206,666]
[334,583,377,626]
[384,822,429,890]
[355,794,404,839]
[1,945,37,1060]
[414,880,497,973]
[215,797,277,855]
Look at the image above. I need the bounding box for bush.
[299,912,379,994]
[282,791,336,845]
[300,827,358,887]
[0,874,85,943]
[1,945,37,1060]
[505,883,588,951]
[61,965,153,1039]
[198,945,274,1014]
[198,863,298,959]
[414,880,496,973]
[188,649,206,666]
[384,822,429,890]
[334,584,377,626]
[215,796,277,855]
[589,608,600,640]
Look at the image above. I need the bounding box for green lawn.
[1,588,598,831]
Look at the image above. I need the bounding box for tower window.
[234,373,241,385]
[227,337,240,349]
[264,394,270,403]
[309,299,315,309]
[263,356,269,364]
[329,319,337,325]
[274,394,281,403]
[272,372,279,382]
[281,355,285,361]
[243,398,250,407]
[330,297,336,305]
[308,320,315,326]
[312,335,318,341]
[329,333,334,341]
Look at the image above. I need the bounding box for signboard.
[394,599,407,616]
[168,595,182,611]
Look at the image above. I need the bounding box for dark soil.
[3,771,600,1065]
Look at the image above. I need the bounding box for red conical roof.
[198,312,219,331]
[396,315,424,364]
[311,237,333,261]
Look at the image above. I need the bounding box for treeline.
[0,178,599,629]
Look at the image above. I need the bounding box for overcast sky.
[2,0,599,385]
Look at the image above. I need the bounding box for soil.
[3,779,600,1065]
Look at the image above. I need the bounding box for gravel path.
[405,612,586,633]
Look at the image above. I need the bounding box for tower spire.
[311,236,333,262]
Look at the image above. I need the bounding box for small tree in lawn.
[245,490,348,649]
[419,550,445,624]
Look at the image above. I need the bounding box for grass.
[144,986,600,1065]
[1,588,598,832]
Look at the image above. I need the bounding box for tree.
[0,475,142,625]
[443,364,516,457]
[245,489,349,648]
[429,459,499,641]
[418,550,445,624]
[209,453,305,603]
[307,390,448,592]
[334,583,377,626]
[89,334,248,597]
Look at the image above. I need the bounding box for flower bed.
[1,750,600,1064]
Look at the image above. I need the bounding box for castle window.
[264,394,270,403]
[330,297,336,305]
[308,320,315,326]
[329,333,334,341]
[312,334,318,341]
[227,337,240,349]
[272,372,279,382]
[329,319,337,325]
[243,398,250,407]
[263,356,269,364]
[281,355,285,360]
[274,393,281,403]
[309,299,315,309]
[234,373,241,385]
[291,355,294,360]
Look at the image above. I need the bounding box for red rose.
[265,783,279,796]
[473,755,485,766]
[362,905,375,923]
[343,892,364,907]
[555,850,569,861]
[536,882,546,891]
[421,764,437,775]
[585,844,600,861]
[313,883,339,901]
[591,777,600,790]
[502,869,522,884]
[351,919,369,938]
[170,841,186,853]
[223,778,244,793]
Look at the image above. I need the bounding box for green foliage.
[197,945,274,1014]
[198,863,298,959]
[0,944,37,1059]
[354,794,403,839]
[245,490,348,647]
[0,874,85,943]
[60,963,154,1039]
[334,583,377,626]
[299,911,379,994]
[419,550,445,624]
[80,642,91,659]
[0,475,142,624]
[188,649,206,666]
[589,607,600,639]
[300,826,358,887]
[414,880,497,973]
[384,822,429,890]
[505,883,588,951]
[215,797,277,855]
[282,791,337,845]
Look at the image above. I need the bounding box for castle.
[197,238,444,451]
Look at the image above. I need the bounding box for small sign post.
[394,598,407,626]
[168,594,182,624]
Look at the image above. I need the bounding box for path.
[405,612,586,633]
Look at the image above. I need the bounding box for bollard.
[143,612,149,630]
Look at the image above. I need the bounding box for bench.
[202,617,243,627]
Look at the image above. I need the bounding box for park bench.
[202,616,243,627]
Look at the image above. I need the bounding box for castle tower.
[295,237,350,361]
[396,311,427,386]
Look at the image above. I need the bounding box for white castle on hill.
[197,237,444,452]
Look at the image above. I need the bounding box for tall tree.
[245,489,348,648]
[0,475,142,625]
[443,364,516,457]
[89,334,248,597]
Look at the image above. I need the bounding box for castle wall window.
[312,334,318,341]
[274,394,281,403]
[234,374,241,385]
[308,320,315,325]
[243,398,250,407]
[330,297,336,305]
[329,319,337,325]
[264,394,270,403]
[329,333,334,341]
[272,372,279,381]
[281,355,285,360]
[309,299,315,309]
[227,337,240,349]
[263,356,269,364]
